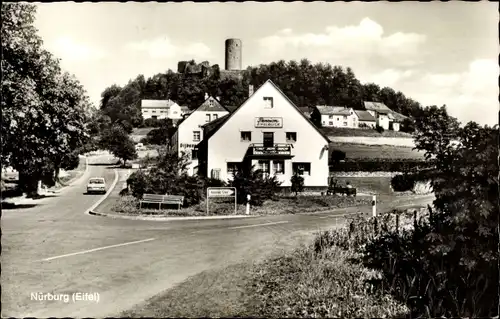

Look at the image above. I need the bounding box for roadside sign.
[208,188,235,197]
[206,187,237,215]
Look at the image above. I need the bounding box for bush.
[330,159,433,172]
[391,174,416,192]
[376,124,385,133]
[126,170,151,198]
[330,149,346,163]
[229,166,282,206]
[290,173,304,196]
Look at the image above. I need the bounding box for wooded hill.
[99,59,425,129]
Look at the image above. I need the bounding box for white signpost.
[206,187,237,215]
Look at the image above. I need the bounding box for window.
[227,162,240,175]
[273,160,285,174]
[329,121,333,126]
[193,131,200,142]
[208,99,214,107]
[191,149,198,160]
[337,117,340,121]
[329,115,334,119]
[213,114,218,120]
[286,132,297,142]
[258,160,270,176]
[322,121,326,125]
[211,169,221,180]
[343,115,347,120]
[143,110,148,112]
[206,114,211,123]
[343,122,348,126]
[152,110,157,113]
[263,97,274,108]
[241,131,252,142]
[293,163,311,176]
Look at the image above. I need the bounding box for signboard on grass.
[206,187,237,215]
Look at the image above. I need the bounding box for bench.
[140,194,185,210]
[326,186,357,197]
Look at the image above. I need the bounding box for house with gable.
[313,105,359,128]
[141,99,190,121]
[169,94,232,175]
[197,80,331,188]
[363,101,408,131]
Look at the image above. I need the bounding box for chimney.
[249,85,254,97]
[204,93,209,100]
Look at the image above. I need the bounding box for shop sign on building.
[254,117,283,128]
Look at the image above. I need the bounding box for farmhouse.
[354,110,377,128]
[197,80,331,188]
[314,105,359,128]
[363,101,407,131]
[169,95,232,175]
[141,99,189,120]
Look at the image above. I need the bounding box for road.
[1,154,435,318]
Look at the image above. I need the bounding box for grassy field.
[121,214,409,318]
[329,142,425,160]
[320,126,412,138]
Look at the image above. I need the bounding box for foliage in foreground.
[2,3,92,196]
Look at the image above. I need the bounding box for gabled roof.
[363,101,392,114]
[141,99,176,108]
[196,96,228,112]
[199,80,331,145]
[363,101,408,122]
[316,105,351,116]
[175,96,231,131]
[354,110,376,122]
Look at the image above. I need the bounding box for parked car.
[87,177,106,194]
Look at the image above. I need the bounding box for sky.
[33,2,498,126]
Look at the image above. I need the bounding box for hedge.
[330,159,434,172]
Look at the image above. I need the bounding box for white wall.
[177,109,229,175]
[359,120,376,128]
[320,109,358,128]
[377,114,390,130]
[142,107,169,119]
[168,103,183,120]
[392,122,401,132]
[207,81,329,187]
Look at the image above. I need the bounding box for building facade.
[315,105,359,128]
[169,96,230,175]
[363,101,408,131]
[198,80,331,188]
[354,110,377,128]
[141,99,189,120]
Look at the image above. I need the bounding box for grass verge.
[329,142,425,160]
[121,215,410,318]
[111,195,372,217]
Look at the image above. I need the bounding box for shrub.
[330,149,346,163]
[290,173,304,196]
[391,174,416,192]
[229,166,282,206]
[127,170,151,198]
[329,159,433,172]
[376,124,385,133]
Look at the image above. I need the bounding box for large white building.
[197,80,331,188]
[141,99,189,120]
[169,96,233,175]
[315,105,359,128]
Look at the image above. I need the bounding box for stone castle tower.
[225,38,242,71]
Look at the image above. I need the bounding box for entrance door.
[263,132,274,147]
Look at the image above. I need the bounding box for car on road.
[86,177,106,194]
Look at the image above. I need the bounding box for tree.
[2,3,90,196]
[290,173,304,197]
[230,166,282,205]
[99,125,138,166]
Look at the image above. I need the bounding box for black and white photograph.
[1,2,498,318]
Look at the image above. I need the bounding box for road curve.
[1,154,435,318]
